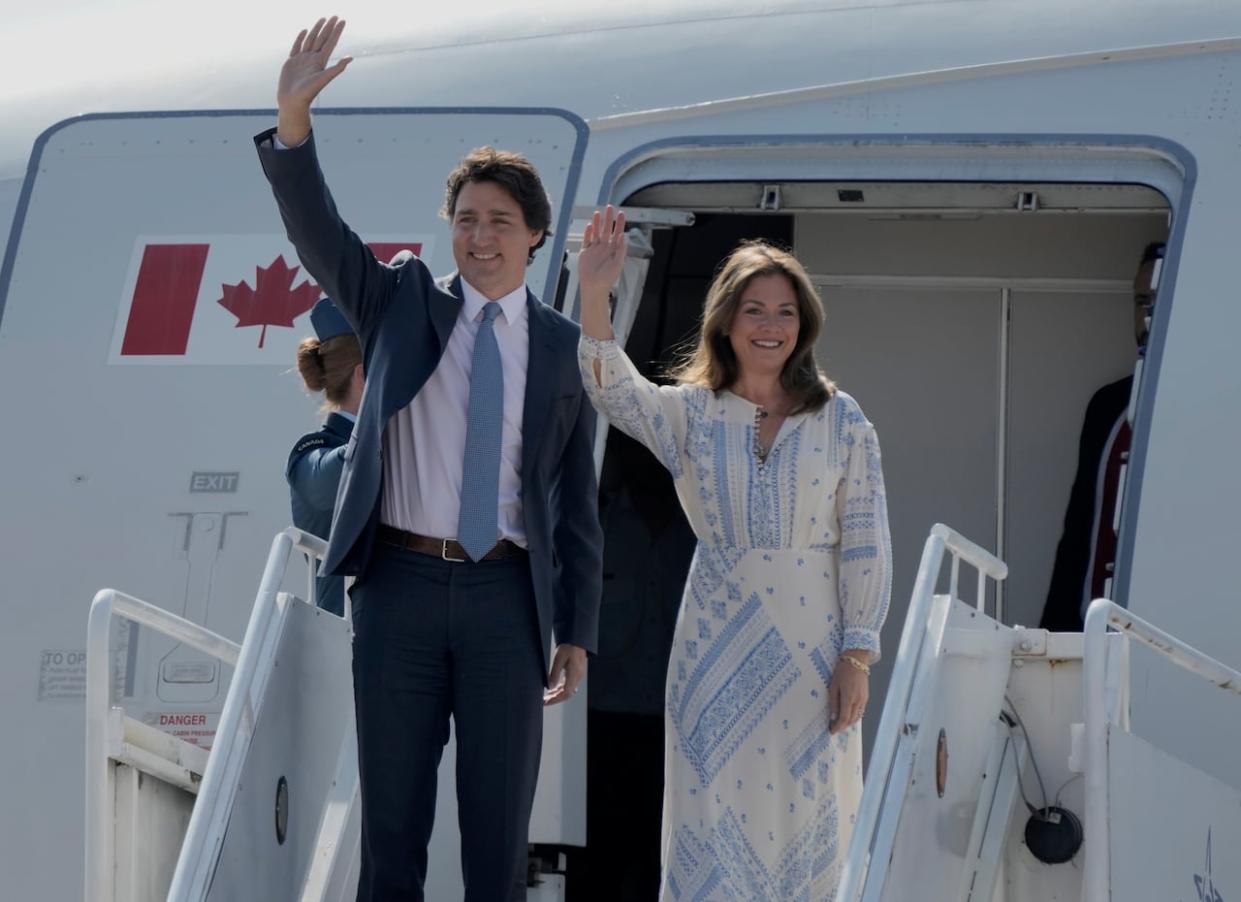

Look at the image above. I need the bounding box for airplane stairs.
[83,525,1241,901]
[836,525,1241,902]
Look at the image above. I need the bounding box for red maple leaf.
[216,256,320,348]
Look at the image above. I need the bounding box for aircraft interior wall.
[795,207,1168,620]
[583,182,1169,896]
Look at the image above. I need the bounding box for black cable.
[999,704,1085,865]
[998,719,1040,817]
[1003,696,1051,813]
[997,699,1057,823]
[1053,773,1083,807]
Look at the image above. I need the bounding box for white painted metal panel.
[879,603,1015,900]
[873,602,1017,898]
[1108,726,1241,902]
[202,596,353,901]
[113,765,196,902]
[999,639,1089,902]
[1123,121,1241,786]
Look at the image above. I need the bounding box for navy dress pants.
[351,543,545,902]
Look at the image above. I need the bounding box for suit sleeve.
[254,127,396,343]
[287,445,348,512]
[552,383,604,654]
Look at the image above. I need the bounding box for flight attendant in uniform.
[288,297,364,616]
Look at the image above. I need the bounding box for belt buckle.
[441,539,467,563]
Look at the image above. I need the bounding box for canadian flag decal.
[217,256,322,349]
[119,244,210,356]
[110,237,430,364]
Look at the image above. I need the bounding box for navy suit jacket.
[255,128,602,665]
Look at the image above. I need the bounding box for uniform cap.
[309,297,352,341]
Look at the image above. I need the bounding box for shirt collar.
[334,410,357,424]
[460,278,527,325]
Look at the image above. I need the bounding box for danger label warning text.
[158,713,208,726]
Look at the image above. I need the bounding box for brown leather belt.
[376,524,526,563]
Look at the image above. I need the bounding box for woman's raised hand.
[578,206,628,301]
[276,16,353,145]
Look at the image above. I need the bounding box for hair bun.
[295,337,328,392]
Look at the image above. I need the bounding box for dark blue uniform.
[286,411,354,616]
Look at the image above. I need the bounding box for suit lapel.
[380,274,461,421]
[431,275,466,354]
[521,291,558,482]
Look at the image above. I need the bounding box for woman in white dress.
[577,207,893,900]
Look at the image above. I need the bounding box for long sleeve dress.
[579,336,892,901]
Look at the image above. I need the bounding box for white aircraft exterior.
[2,2,1240,899]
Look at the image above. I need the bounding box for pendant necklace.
[753,404,770,464]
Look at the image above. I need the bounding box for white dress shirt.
[380,278,529,546]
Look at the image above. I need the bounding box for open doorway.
[573,179,1169,900]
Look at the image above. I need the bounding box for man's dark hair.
[442,147,553,263]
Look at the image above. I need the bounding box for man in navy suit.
[255,17,603,901]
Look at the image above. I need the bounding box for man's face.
[451,180,542,300]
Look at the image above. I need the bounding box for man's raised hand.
[276,16,353,146]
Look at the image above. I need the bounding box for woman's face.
[726,273,801,380]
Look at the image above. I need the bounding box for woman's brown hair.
[669,240,835,414]
[295,334,362,410]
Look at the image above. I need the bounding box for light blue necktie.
[457,301,504,562]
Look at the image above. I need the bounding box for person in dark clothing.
[582,431,695,901]
[1041,242,1164,631]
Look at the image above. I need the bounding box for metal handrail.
[288,526,329,610]
[1081,599,1241,902]
[837,523,1008,902]
[85,591,241,902]
[85,526,328,902]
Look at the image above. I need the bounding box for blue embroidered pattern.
[676,593,800,787]
[785,707,833,782]
[688,546,747,612]
[667,799,843,901]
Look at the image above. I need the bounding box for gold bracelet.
[840,654,871,675]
